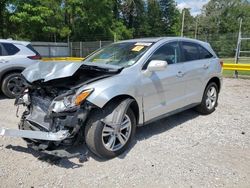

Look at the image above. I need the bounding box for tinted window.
[198,45,213,59]
[26,44,40,55]
[181,42,199,62]
[0,45,2,56]
[149,42,180,64]
[2,43,20,55]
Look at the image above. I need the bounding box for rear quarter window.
[26,44,40,55]
[2,43,20,56]
[181,42,200,62]
[198,45,214,59]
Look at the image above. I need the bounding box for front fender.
[84,77,144,124]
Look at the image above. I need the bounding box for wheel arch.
[0,67,25,84]
[102,95,140,125]
[206,77,221,92]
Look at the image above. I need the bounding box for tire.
[1,73,25,98]
[195,82,219,115]
[85,106,136,159]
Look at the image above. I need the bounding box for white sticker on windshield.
[135,42,152,46]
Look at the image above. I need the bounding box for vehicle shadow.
[5,144,86,169]
[0,94,8,100]
[4,109,200,168]
[117,109,200,159]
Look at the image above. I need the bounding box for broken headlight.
[50,89,94,113]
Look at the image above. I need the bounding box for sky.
[175,0,209,16]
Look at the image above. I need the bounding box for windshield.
[84,42,153,67]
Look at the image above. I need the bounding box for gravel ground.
[0,78,250,188]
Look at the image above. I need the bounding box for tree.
[146,0,165,37]
[119,0,149,37]
[3,0,183,41]
[9,0,65,41]
[0,0,10,38]
[159,0,181,35]
[197,0,250,57]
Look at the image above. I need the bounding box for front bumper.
[0,127,69,141]
[5,90,93,143]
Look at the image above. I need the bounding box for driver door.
[140,41,187,122]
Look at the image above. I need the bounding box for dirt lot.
[0,78,250,188]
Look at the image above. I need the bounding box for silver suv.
[0,39,41,98]
[0,37,222,159]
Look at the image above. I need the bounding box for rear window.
[181,42,200,61]
[26,44,40,55]
[2,43,20,55]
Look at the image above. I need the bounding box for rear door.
[141,41,187,122]
[180,41,214,105]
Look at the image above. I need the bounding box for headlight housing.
[50,89,94,113]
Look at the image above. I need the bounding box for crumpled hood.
[22,61,84,83]
[22,61,122,83]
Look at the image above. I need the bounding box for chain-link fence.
[32,34,250,59]
[31,42,69,57]
[70,41,113,57]
[32,41,113,58]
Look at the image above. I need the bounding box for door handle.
[0,59,8,63]
[176,71,184,77]
[203,64,209,69]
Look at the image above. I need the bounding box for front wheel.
[195,82,219,115]
[85,107,136,159]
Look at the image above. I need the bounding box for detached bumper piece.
[0,127,69,141]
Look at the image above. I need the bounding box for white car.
[0,39,41,98]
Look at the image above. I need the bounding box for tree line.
[0,0,180,41]
[1,0,250,57]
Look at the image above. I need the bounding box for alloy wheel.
[7,76,25,96]
[206,86,217,110]
[102,115,132,152]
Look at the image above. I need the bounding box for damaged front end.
[15,87,93,149]
[0,62,122,150]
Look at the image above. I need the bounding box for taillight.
[220,60,223,67]
[27,55,42,60]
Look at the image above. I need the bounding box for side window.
[2,43,20,56]
[198,45,213,59]
[0,44,2,56]
[144,42,180,69]
[181,42,199,62]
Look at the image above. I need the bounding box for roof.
[120,37,209,44]
[0,39,30,46]
[120,37,165,43]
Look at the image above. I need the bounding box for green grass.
[222,58,250,77]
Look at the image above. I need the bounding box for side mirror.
[143,60,168,77]
[147,60,168,72]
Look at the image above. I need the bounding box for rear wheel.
[1,73,25,98]
[85,106,136,159]
[195,82,219,115]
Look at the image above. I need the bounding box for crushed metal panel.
[22,61,83,83]
[0,127,69,141]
